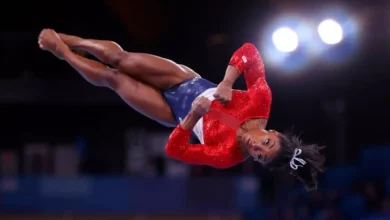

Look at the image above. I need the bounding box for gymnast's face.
[242,129,281,163]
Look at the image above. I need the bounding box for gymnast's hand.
[214,81,233,104]
[191,96,211,117]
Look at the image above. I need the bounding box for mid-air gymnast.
[38,29,325,191]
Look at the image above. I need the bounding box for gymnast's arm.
[221,43,265,89]
[165,112,243,169]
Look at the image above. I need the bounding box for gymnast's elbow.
[211,161,236,169]
[165,143,182,159]
[242,42,258,51]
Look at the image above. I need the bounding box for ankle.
[58,33,84,48]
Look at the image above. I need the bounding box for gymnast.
[38,29,325,191]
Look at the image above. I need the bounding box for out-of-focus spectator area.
[1,146,390,219]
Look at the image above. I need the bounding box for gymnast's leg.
[58,32,200,90]
[38,29,176,127]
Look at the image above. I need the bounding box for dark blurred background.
[0,0,389,219]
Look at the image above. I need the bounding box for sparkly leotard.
[165,43,272,168]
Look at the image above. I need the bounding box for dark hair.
[265,132,326,191]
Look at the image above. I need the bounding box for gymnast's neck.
[236,118,268,157]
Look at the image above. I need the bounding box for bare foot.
[38,29,69,60]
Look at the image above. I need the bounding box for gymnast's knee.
[114,52,143,72]
[105,50,128,67]
[97,68,122,89]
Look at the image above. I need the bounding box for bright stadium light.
[272,27,299,53]
[318,19,343,45]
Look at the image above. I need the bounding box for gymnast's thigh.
[109,71,177,127]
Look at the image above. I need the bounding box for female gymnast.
[38,29,325,191]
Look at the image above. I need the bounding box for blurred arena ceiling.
[0,0,388,79]
[100,0,389,45]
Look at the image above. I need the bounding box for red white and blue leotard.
[165,43,272,169]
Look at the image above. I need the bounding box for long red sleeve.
[229,43,265,89]
[165,125,244,169]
